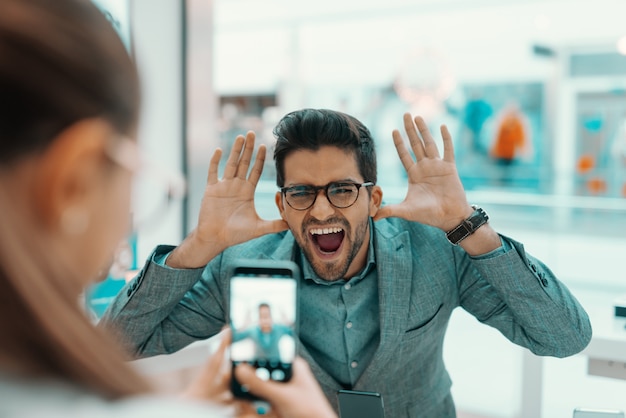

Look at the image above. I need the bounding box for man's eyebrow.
[284,178,360,187]
[283,183,312,189]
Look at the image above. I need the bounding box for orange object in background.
[491,108,527,162]
[622,182,626,197]
[586,177,607,195]
[576,154,595,174]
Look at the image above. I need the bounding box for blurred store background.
[91,1,626,417]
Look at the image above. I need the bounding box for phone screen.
[229,261,298,399]
[337,390,385,418]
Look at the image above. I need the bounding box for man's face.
[275,146,382,281]
[258,305,273,333]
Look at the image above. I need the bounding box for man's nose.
[309,189,335,219]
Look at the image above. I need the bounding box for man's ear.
[34,119,114,230]
[275,191,287,221]
[368,185,383,218]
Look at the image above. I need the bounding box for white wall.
[130,0,185,261]
[213,0,626,92]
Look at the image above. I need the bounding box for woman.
[0,0,335,417]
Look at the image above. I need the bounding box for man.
[102,109,591,417]
[232,303,294,364]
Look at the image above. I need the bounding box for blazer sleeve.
[99,245,227,358]
[456,235,592,357]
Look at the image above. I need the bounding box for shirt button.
[346,321,353,329]
[351,361,358,369]
[344,283,351,290]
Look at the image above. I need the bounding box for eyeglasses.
[105,137,187,232]
[280,182,374,211]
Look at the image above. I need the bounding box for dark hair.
[272,108,377,187]
[0,0,148,400]
[0,0,140,165]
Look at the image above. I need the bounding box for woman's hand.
[179,330,335,418]
[234,357,337,418]
[179,329,233,403]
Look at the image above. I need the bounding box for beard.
[295,215,370,282]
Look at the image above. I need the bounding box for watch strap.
[446,205,489,245]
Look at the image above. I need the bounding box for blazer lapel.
[355,223,413,387]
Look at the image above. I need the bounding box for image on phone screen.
[229,263,298,399]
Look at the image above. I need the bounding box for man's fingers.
[402,113,425,160]
[207,148,223,184]
[373,202,411,223]
[440,124,455,163]
[398,113,444,163]
[211,132,264,184]
[392,129,415,172]
[259,219,290,236]
[372,205,392,221]
[235,131,256,179]
[223,135,245,179]
[247,144,266,186]
[414,116,440,159]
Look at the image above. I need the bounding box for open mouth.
[310,227,345,253]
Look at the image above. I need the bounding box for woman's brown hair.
[0,0,150,399]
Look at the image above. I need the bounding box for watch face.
[469,208,489,227]
[446,207,488,245]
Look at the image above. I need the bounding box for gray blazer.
[102,217,591,417]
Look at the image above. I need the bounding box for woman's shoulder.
[0,375,232,418]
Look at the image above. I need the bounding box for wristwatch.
[445,205,489,245]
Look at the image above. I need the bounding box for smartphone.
[337,390,385,418]
[229,259,299,400]
[573,408,625,418]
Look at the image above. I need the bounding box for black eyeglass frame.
[280,181,374,211]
